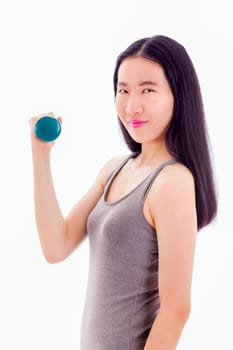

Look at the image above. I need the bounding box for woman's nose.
[125,97,143,116]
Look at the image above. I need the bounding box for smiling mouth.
[128,120,148,128]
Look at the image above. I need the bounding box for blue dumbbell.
[34,116,62,142]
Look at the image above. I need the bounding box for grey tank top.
[80,154,177,350]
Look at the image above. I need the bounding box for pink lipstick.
[128,119,148,129]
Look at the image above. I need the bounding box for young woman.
[29,35,217,350]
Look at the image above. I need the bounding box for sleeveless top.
[80,154,177,350]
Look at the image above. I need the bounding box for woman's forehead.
[118,56,167,85]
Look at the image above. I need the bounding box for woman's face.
[116,56,174,145]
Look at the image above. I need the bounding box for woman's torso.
[80,154,177,350]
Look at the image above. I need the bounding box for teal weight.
[34,116,61,142]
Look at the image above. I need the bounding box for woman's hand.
[29,111,62,151]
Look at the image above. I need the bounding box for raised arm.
[29,113,122,263]
[144,163,197,350]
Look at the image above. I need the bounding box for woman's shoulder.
[97,153,130,188]
[150,161,195,200]
[160,161,194,187]
[161,161,194,182]
[146,162,196,226]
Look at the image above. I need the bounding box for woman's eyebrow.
[117,81,128,86]
[138,81,158,86]
[117,81,158,86]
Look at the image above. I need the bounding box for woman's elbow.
[44,253,64,264]
[174,300,191,325]
[43,251,64,264]
[41,245,68,264]
[176,302,191,324]
[160,300,191,325]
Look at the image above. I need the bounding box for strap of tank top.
[143,158,178,198]
[104,152,138,188]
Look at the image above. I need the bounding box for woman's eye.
[118,89,128,94]
[143,88,154,93]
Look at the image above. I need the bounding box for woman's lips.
[128,119,148,128]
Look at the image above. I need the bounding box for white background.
[0,0,232,349]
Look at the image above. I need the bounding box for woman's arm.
[30,113,122,263]
[144,163,197,350]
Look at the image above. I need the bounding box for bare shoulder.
[146,162,197,231]
[154,162,195,194]
[96,154,128,188]
[148,162,196,209]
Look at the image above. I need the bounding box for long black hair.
[113,35,217,230]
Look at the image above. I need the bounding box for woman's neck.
[135,141,173,167]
